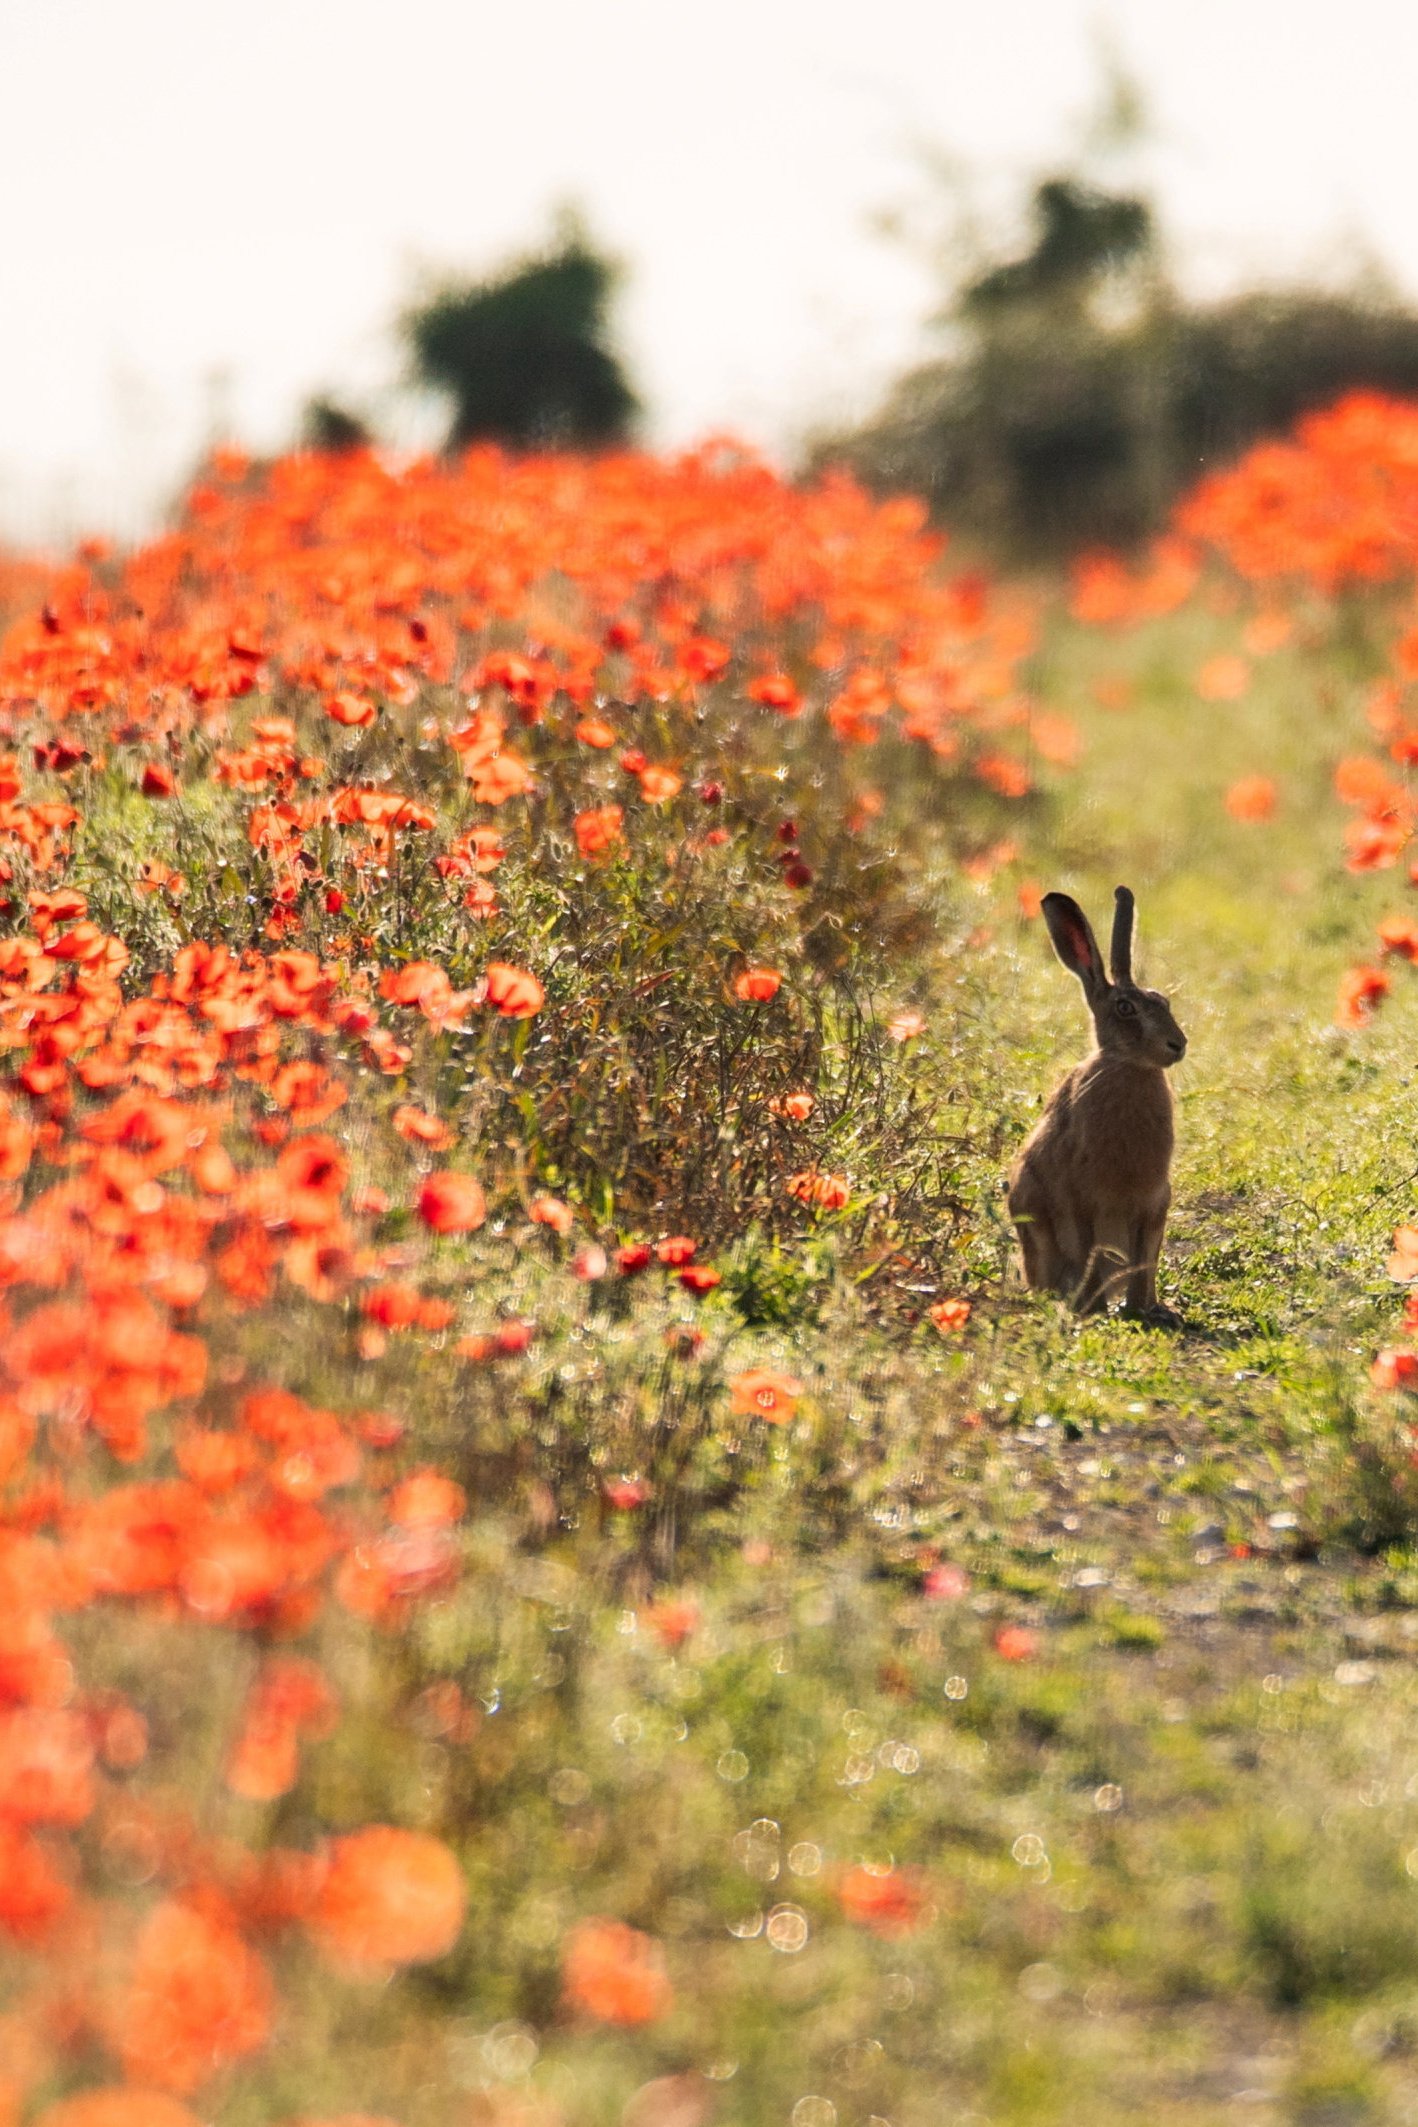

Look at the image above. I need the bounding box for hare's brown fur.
[1008,887,1185,1317]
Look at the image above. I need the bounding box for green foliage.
[404,220,639,451]
[962,177,1155,317]
[826,172,1418,557]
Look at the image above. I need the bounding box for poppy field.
[7,405,1418,2124]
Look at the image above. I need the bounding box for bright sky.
[3,0,1418,540]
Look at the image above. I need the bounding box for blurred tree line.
[817,172,1418,558]
[303,165,1418,562]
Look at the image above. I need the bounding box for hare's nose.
[1167,1035,1186,1056]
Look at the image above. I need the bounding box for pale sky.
[3,0,1418,541]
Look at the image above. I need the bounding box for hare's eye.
[1114,996,1137,1018]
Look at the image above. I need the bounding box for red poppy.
[1225,775,1277,822]
[573,803,625,858]
[387,1470,466,1528]
[311,1826,465,1971]
[115,1899,273,2092]
[34,2096,203,2127]
[1337,965,1391,1028]
[836,1864,930,1936]
[416,1171,487,1235]
[1372,1348,1418,1390]
[728,1369,803,1423]
[562,1917,673,2025]
[786,1169,851,1211]
[529,1195,574,1235]
[483,962,544,1017]
[679,1265,721,1293]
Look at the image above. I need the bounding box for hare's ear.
[1042,892,1106,997]
[1110,885,1135,984]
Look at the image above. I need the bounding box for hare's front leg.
[1075,1214,1132,1314]
[1124,1196,1178,1323]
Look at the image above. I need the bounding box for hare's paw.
[1117,1300,1184,1332]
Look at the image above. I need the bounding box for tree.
[403,220,639,453]
[821,166,1418,558]
[961,178,1155,319]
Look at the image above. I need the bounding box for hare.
[1008,886,1186,1319]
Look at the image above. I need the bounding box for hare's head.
[1041,887,1186,1067]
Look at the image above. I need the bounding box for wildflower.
[733,965,782,1002]
[360,1282,425,1329]
[603,1478,651,1511]
[0,1819,71,1941]
[529,1195,574,1235]
[311,1826,466,1971]
[281,2117,404,2127]
[929,1298,972,1335]
[115,1899,273,2092]
[1346,815,1409,871]
[887,1008,926,1041]
[1336,754,1400,807]
[677,635,730,683]
[1387,1226,1418,1282]
[655,1235,697,1265]
[1336,965,1391,1027]
[573,803,624,858]
[748,671,802,715]
[562,1917,673,2025]
[387,1471,466,1527]
[416,1171,487,1235]
[379,962,473,1026]
[975,753,1031,799]
[769,1090,814,1120]
[836,1864,930,1937]
[786,1169,850,1211]
[483,961,544,1016]
[141,762,177,798]
[1196,655,1250,701]
[34,2096,203,2127]
[637,765,682,805]
[615,1242,652,1274]
[227,1658,338,1802]
[393,1105,453,1149]
[1371,1348,1418,1390]
[645,1598,700,1648]
[728,1369,803,1423]
[679,1265,721,1294]
[1378,914,1418,961]
[994,1624,1039,1661]
[1225,775,1277,821]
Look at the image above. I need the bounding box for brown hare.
[1008,886,1186,1320]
